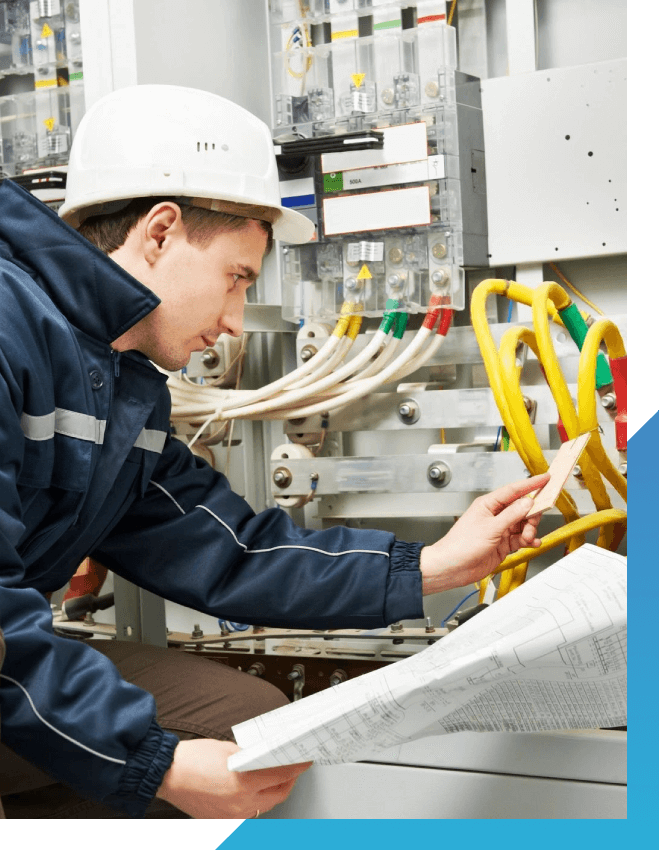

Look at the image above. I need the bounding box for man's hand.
[156,739,312,819]
[419,473,550,595]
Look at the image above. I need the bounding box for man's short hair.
[77,196,276,255]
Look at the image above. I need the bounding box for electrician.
[0,85,548,819]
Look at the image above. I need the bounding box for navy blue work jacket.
[0,180,423,817]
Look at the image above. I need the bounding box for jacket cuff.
[383,539,424,624]
[109,720,179,818]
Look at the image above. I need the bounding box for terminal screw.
[247,663,265,677]
[425,617,436,633]
[398,399,420,424]
[388,247,404,264]
[191,624,204,639]
[381,88,395,105]
[200,348,221,369]
[329,669,348,686]
[273,467,292,488]
[601,393,617,411]
[390,622,404,632]
[572,465,584,480]
[619,462,627,478]
[428,460,451,488]
[432,241,447,260]
[425,81,439,99]
[300,344,317,362]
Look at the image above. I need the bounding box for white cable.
[256,325,437,421]
[221,330,390,420]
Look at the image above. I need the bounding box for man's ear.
[142,202,184,265]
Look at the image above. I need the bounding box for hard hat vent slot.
[196,142,218,152]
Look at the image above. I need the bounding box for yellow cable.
[531,284,614,548]
[471,279,626,599]
[493,509,627,576]
[448,0,458,26]
[549,262,606,318]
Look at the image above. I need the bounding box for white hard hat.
[59,85,314,244]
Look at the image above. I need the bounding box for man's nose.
[222,301,245,338]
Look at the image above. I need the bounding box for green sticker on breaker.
[323,172,344,193]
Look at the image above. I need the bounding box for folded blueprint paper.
[228,544,626,771]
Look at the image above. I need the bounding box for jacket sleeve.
[0,370,178,818]
[93,433,425,630]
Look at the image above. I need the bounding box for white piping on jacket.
[147,481,390,560]
[0,674,127,765]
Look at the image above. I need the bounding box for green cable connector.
[559,304,613,389]
[379,298,400,335]
[393,308,409,339]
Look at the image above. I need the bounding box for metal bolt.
[601,393,617,410]
[432,242,447,260]
[619,462,627,478]
[431,269,449,286]
[84,611,95,625]
[425,81,439,99]
[388,274,403,289]
[300,344,317,362]
[522,396,534,413]
[388,247,404,264]
[425,617,436,633]
[247,662,265,677]
[344,277,359,292]
[273,467,292,488]
[200,348,221,369]
[572,465,583,480]
[427,461,451,488]
[381,88,395,105]
[397,399,419,423]
[287,669,302,681]
[390,622,404,632]
[329,669,348,687]
[191,624,204,639]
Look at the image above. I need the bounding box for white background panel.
[482,59,626,265]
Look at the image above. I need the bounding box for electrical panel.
[269,0,488,323]
[0,0,84,198]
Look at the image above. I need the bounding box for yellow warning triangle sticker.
[351,73,366,88]
[43,117,55,132]
[41,22,54,38]
[356,264,372,280]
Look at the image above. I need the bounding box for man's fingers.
[242,760,312,790]
[480,474,551,514]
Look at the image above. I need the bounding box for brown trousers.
[0,639,288,818]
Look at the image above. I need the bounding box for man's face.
[118,218,268,371]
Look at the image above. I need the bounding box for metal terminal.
[425,617,435,633]
[388,246,404,264]
[247,662,265,677]
[191,624,204,639]
[397,398,420,424]
[618,462,627,478]
[427,460,451,488]
[300,344,317,362]
[431,268,449,287]
[344,277,361,293]
[387,274,404,290]
[200,348,221,369]
[601,392,617,411]
[425,81,439,99]
[381,88,395,105]
[329,669,348,687]
[389,622,404,632]
[572,465,584,480]
[288,664,306,701]
[432,241,447,260]
[273,467,292,489]
[84,611,95,625]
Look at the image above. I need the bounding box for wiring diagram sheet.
[228,544,626,771]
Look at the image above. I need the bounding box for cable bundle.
[471,279,627,601]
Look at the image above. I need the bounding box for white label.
[347,242,385,263]
[322,122,429,174]
[279,177,315,202]
[323,186,431,235]
[338,155,446,192]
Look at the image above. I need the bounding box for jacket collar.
[0,180,161,345]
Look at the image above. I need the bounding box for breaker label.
[323,186,432,235]
[324,156,445,193]
[347,242,385,263]
[322,122,429,174]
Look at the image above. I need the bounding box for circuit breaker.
[269,0,488,324]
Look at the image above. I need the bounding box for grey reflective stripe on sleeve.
[133,428,167,454]
[21,408,107,444]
